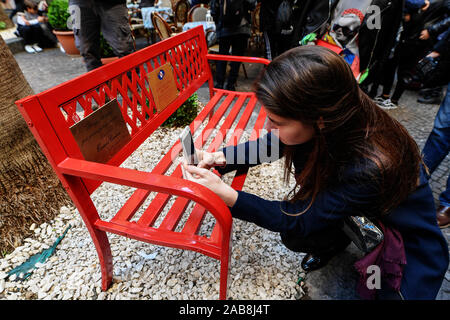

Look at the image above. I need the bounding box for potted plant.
[48,0,80,55]
[100,34,118,65]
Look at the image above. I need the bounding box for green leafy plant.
[162,93,200,127]
[0,21,6,30]
[100,34,115,58]
[48,0,70,31]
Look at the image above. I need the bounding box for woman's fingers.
[197,151,226,169]
[185,163,210,177]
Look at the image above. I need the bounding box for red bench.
[15,26,270,300]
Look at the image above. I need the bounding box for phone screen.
[180,126,199,165]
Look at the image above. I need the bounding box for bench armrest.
[206,54,271,66]
[57,158,232,231]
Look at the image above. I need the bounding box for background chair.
[187,3,209,22]
[173,0,190,32]
[151,11,177,41]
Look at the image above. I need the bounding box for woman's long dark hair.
[254,46,423,217]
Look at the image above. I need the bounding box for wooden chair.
[187,3,209,22]
[151,11,178,41]
[173,0,190,32]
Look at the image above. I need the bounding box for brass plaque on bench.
[69,98,131,164]
[148,63,179,113]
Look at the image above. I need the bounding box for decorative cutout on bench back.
[58,32,207,141]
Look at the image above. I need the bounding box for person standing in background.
[210,0,256,91]
[69,0,134,71]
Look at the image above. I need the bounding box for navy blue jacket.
[217,133,449,300]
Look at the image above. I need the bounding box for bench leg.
[219,238,232,300]
[91,228,114,291]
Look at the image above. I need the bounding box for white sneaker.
[379,98,398,110]
[32,44,43,52]
[374,96,387,104]
[57,42,65,53]
[24,45,36,53]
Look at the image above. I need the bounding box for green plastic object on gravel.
[7,225,71,281]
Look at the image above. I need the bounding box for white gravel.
[0,117,306,300]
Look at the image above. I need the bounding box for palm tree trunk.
[0,35,71,255]
[0,6,14,29]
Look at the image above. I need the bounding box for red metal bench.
[15,26,270,300]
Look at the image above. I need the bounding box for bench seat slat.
[136,91,237,227]
[157,93,252,232]
[209,105,267,244]
[110,91,225,224]
[182,93,258,236]
[160,94,256,233]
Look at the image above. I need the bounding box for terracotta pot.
[101,56,119,65]
[53,30,80,56]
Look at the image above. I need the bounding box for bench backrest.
[16,26,212,195]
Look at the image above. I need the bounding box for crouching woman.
[183,46,449,299]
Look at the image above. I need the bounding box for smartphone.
[180,126,199,166]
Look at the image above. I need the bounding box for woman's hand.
[182,162,238,207]
[196,149,226,170]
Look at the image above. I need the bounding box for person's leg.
[98,2,134,59]
[38,23,58,48]
[381,57,399,98]
[32,24,55,49]
[28,24,46,51]
[226,34,248,91]
[215,36,232,88]
[70,0,102,71]
[263,31,273,60]
[280,224,352,271]
[422,84,450,174]
[440,174,450,208]
[281,224,351,255]
[17,24,34,45]
[422,83,450,227]
[390,43,423,104]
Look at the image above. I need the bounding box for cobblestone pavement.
[13,46,449,300]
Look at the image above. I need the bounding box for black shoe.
[301,240,350,272]
[419,87,435,97]
[225,83,236,91]
[301,252,339,272]
[417,94,443,104]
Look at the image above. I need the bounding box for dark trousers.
[215,34,249,88]
[69,0,134,71]
[390,42,429,102]
[280,224,351,256]
[17,24,54,47]
[263,31,292,60]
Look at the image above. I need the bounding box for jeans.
[69,0,134,71]
[422,83,450,207]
